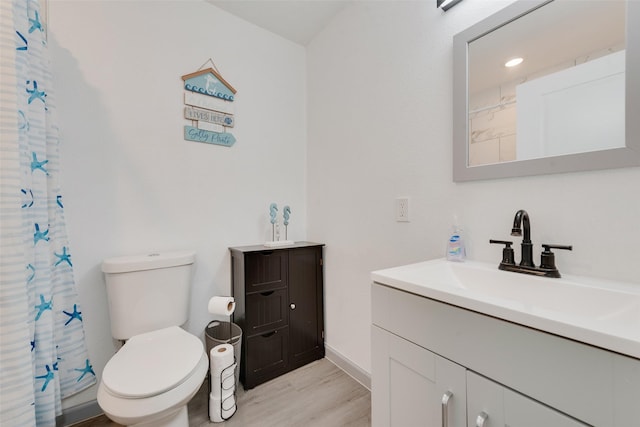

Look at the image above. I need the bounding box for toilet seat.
[102,326,204,398]
[97,351,208,426]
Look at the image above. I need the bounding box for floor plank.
[70,358,371,427]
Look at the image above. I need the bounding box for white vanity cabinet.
[372,325,586,427]
[371,282,640,427]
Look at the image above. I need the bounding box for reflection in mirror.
[452,0,640,182]
[468,0,625,166]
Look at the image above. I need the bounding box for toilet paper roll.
[208,296,235,316]
[222,406,237,420]
[210,344,234,398]
[220,370,235,392]
[221,385,235,401]
[221,393,236,411]
[209,394,237,423]
[209,394,223,423]
[210,344,234,375]
[211,365,236,399]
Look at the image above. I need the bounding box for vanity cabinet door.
[372,326,466,427]
[466,372,505,427]
[467,372,589,427]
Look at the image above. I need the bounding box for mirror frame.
[453,0,640,182]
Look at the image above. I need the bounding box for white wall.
[307,0,640,376]
[49,0,307,407]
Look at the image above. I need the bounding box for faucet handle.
[540,244,572,271]
[490,239,515,265]
[541,244,573,252]
[489,239,513,247]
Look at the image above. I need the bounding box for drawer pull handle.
[475,411,488,427]
[260,291,275,296]
[261,330,277,338]
[290,303,296,310]
[441,391,453,427]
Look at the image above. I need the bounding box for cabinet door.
[288,246,324,368]
[372,326,466,427]
[467,371,589,427]
[467,371,505,427]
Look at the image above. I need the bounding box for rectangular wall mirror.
[453,0,640,181]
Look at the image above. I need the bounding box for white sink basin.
[451,262,640,323]
[372,259,640,359]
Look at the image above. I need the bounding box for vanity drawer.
[244,251,288,293]
[245,288,288,336]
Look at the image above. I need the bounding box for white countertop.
[372,258,640,359]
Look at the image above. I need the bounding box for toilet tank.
[102,251,196,340]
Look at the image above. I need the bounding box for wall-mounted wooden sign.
[182,68,236,101]
[181,62,236,147]
[184,106,234,127]
[184,91,234,115]
[184,125,236,147]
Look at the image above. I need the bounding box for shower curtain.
[0,0,95,425]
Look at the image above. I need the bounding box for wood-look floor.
[71,358,371,427]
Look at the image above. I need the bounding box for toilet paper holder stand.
[207,296,239,422]
[218,362,237,421]
[209,356,237,423]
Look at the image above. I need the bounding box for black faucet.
[490,209,572,278]
[511,209,534,267]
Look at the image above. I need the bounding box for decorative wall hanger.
[182,59,237,147]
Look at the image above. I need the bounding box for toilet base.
[129,406,188,427]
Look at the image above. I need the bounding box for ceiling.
[469,0,625,94]
[207,0,352,46]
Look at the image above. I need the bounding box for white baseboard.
[325,344,371,390]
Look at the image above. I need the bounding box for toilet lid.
[102,326,204,398]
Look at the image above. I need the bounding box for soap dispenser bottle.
[446,226,466,262]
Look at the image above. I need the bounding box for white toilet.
[97,251,208,427]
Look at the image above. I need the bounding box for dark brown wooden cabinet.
[229,242,325,389]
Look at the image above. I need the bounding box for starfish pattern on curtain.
[0,0,95,425]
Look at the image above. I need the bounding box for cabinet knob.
[290,303,296,310]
